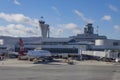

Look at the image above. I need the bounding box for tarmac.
[0,59,120,80]
[0,58,119,67]
[0,59,35,67]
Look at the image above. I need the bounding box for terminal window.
[113,42,118,46]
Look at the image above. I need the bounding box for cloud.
[0,12,38,27]
[0,24,39,37]
[52,6,61,16]
[0,12,41,37]
[14,0,21,5]
[108,4,118,12]
[114,25,120,32]
[102,15,112,21]
[50,27,63,37]
[50,23,81,37]
[64,23,81,34]
[64,23,77,29]
[54,28,64,37]
[74,10,94,23]
[0,12,81,37]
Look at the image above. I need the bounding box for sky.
[0,0,120,39]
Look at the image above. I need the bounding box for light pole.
[78,47,82,61]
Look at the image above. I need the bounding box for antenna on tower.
[41,16,44,19]
[96,26,99,34]
[40,16,44,21]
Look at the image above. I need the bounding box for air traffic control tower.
[70,23,107,42]
[39,20,50,38]
[84,23,94,34]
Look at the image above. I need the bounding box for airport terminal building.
[14,21,120,54]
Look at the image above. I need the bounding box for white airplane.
[18,38,53,62]
[27,49,53,61]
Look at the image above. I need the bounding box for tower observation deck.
[39,20,50,38]
[84,23,94,34]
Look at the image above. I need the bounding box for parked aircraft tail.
[18,38,26,56]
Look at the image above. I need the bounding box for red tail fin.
[18,38,26,56]
[19,38,24,46]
